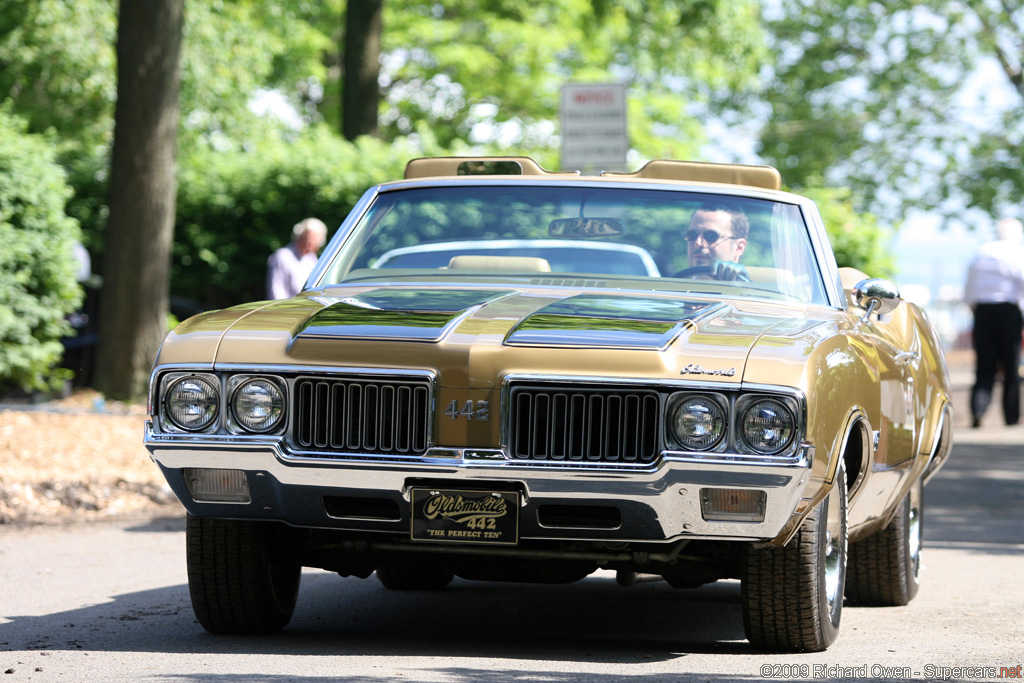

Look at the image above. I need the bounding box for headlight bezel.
[160,372,221,433]
[666,392,729,452]
[227,375,287,435]
[156,371,290,436]
[663,389,803,458]
[735,394,799,455]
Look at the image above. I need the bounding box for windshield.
[319,184,828,305]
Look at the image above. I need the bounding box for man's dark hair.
[695,205,749,239]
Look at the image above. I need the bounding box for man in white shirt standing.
[266,217,328,300]
[964,217,1024,427]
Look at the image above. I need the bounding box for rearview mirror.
[548,217,625,237]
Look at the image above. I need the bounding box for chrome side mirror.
[853,278,901,323]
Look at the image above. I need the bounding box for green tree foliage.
[0,111,83,391]
[760,0,1024,223]
[174,126,417,307]
[310,0,767,163]
[179,0,332,145]
[0,0,330,150]
[802,186,894,279]
[0,0,117,155]
[1,0,334,249]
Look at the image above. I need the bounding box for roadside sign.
[560,83,628,173]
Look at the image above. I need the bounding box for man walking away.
[964,217,1024,427]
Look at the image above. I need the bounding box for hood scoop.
[505,294,725,350]
[297,289,515,341]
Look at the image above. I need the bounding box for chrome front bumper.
[145,421,813,543]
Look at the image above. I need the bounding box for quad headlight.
[669,394,726,451]
[666,391,800,456]
[158,372,288,435]
[163,375,219,432]
[230,377,285,433]
[739,397,795,454]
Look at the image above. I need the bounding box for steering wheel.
[672,265,714,279]
[672,264,751,282]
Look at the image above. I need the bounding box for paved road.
[2,378,1023,681]
[2,427,1021,682]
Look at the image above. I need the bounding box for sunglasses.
[685,229,737,245]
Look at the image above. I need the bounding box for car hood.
[173,285,829,386]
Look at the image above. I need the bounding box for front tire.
[845,478,922,606]
[742,462,848,652]
[186,515,301,634]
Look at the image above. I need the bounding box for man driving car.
[684,206,749,280]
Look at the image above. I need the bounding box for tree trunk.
[94,0,183,401]
[342,0,382,140]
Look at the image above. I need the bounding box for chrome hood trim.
[296,288,516,342]
[504,294,726,350]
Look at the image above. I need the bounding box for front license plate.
[411,488,519,545]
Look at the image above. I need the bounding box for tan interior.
[603,160,782,190]
[405,157,575,179]
[838,266,870,291]
[404,156,783,191]
[448,255,553,272]
[746,266,796,284]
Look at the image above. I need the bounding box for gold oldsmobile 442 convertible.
[145,157,953,652]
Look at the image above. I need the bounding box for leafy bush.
[173,125,419,308]
[0,110,83,390]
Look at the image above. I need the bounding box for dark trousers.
[971,302,1023,425]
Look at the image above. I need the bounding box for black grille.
[293,377,431,456]
[509,385,661,463]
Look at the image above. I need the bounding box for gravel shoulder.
[0,389,182,525]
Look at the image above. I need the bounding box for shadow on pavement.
[124,515,186,533]
[0,570,758,661]
[925,434,1024,554]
